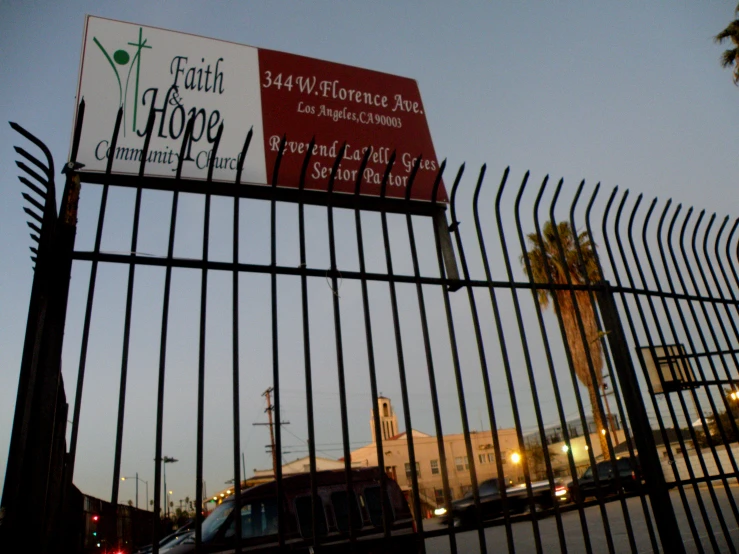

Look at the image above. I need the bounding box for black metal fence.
[4,102,739,553]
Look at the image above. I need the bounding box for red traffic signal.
[92,514,99,522]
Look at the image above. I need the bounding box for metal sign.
[74,16,445,201]
[639,344,697,393]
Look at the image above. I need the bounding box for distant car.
[567,456,642,502]
[161,468,415,553]
[436,478,569,526]
[159,530,195,552]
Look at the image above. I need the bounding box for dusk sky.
[2,1,739,507]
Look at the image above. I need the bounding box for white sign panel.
[75,16,268,184]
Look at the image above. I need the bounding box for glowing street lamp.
[121,473,149,510]
[510,452,521,464]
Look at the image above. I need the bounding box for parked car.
[436,478,569,526]
[161,468,415,553]
[567,456,642,502]
[134,519,194,554]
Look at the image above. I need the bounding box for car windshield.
[202,500,235,542]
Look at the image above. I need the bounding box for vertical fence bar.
[230,127,252,554]
[398,156,450,552]
[470,167,519,552]
[65,109,122,547]
[153,117,195,554]
[110,108,156,548]
[509,173,580,551]
[352,148,393,540]
[324,144,358,547]
[68,107,122,479]
[290,135,322,547]
[428,165,488,554]
[379,153,426,553]
[196,123,223,554]
[508,175,577,550]
[505,175,566,553]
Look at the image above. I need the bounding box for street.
[424,486,739,553]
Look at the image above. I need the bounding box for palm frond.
[715,20,739,44]
[721,48,739,68]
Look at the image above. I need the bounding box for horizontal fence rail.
[6,104,739,554]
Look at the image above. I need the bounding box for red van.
[163,468,416,553]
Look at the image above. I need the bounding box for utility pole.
[602,382,620,446]
[253,387,289,477]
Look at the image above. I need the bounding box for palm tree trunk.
[557,290,610,460]
[588,381,610,460]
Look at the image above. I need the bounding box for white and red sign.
[74,16,446,202]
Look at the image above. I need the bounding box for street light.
[121,474,149,511]
[510,452,522,485]
[162,456,178,518]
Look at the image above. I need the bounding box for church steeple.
[370,396,399,443]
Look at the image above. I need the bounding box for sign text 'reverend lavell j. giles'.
[74,16,446,202]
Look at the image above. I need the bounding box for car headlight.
[555,487,568,497]
[434,507,447,516]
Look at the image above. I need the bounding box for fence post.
[595,280,686,554]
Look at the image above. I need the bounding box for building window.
[405,462,420,478]
[455,456,469,471]
[330,491,362,532]
[434,488,445,506]
[487,453,495,463]
[430,459,440,475]
[295,496,328,538]
[478,454,486,464]
[383,403,389,417]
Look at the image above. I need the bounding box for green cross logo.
[92,27,152,136]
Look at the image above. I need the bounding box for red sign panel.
[258,49,446,202]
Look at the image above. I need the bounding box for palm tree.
[715,4,739,84]
[521,221,610,459]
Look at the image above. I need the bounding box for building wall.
[350,428,522,508]
[546,430,628,476]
